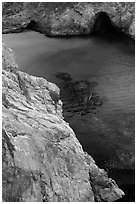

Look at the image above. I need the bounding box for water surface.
[3,31,134,114]
[3,31,135,201]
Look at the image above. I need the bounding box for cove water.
[3,31,134,114]
[3,30,135,201]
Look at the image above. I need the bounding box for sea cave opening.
[91,12,128,41]
[25,20,40,32]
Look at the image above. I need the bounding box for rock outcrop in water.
[2,2,135,38]
[2,43,124,202]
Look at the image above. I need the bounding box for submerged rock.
[2,2,135,38]
[55,73,103,116]
[2,43,124,201]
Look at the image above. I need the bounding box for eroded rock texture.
[2,43,124,201]
[2,2,135,38]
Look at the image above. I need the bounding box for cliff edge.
[2,43,124,201]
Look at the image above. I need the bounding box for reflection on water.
[3,31,135,201]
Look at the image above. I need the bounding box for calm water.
[3,31,135,201]
[3,31,135,114]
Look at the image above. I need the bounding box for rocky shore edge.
[2,42,125,201]
[2,2,135,38]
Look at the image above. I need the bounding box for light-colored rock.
[2,43,124,201]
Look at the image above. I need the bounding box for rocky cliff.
[2,43,125,202]
[2,2,135,38]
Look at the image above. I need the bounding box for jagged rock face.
[2,43,124,201]
[2,2,135,38]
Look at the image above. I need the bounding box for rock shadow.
[91,12,133,43]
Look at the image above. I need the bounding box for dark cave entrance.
[25,20,48,34]
[91,12,128,41]
[25,20,41,32]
